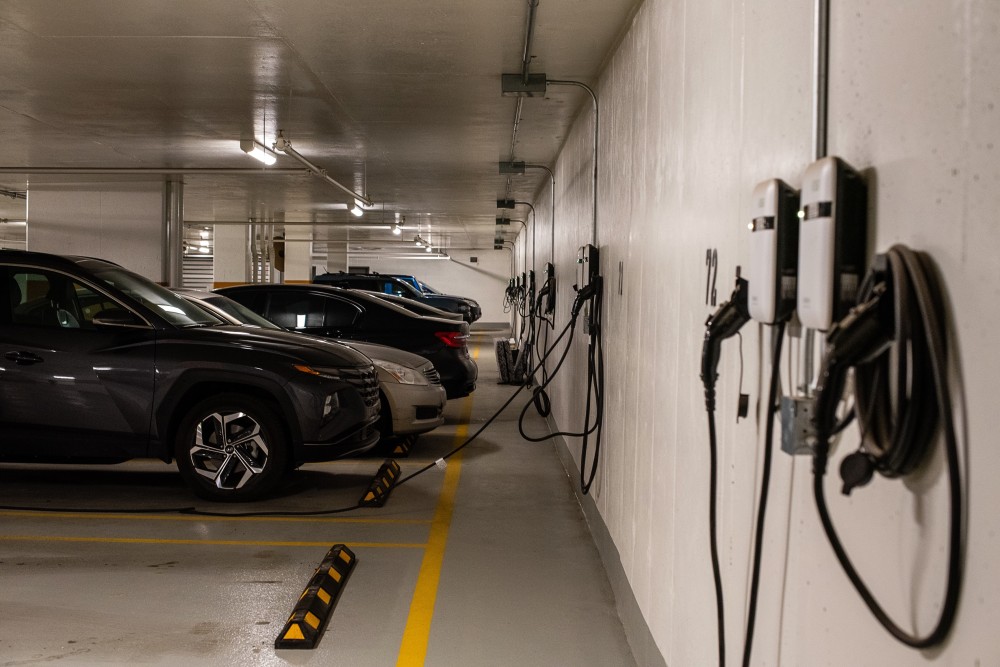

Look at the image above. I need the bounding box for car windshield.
[204,295,282,329]
[90,266,223,327]
[416,280,441,294]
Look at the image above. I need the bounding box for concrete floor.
[0,333,636,666]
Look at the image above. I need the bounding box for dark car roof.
[218,283,463,328]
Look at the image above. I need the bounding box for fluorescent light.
[425,245,432,253]
[350,199,364,217]
[239,139,277,165]
[392,224,402,236]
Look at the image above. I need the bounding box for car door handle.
[4,351,44,365]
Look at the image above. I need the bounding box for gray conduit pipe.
[525,164,556,266]
[272,133,373,208]
[546,79,598,246]
[801,0,830,395]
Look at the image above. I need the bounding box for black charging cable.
[812,244,962,648]
[740,321,785,667]
[517,278,605,494]
[700,270,752,667]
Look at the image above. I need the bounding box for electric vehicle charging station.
[796,156,868,331]
[702,158,963,665]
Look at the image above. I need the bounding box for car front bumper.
[382,382,447,435]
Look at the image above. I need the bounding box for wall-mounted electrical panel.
[797,157,868,330]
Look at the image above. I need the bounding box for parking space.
[0,335,634,665]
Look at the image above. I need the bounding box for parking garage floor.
[0,332,636,666]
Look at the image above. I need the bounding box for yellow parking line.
[0,511,431,525]
[395,343,478,666]
[0,535,425,549]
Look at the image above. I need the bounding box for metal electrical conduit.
[272,132,373,208]
[0,167,306,175]
[502,0,541,200]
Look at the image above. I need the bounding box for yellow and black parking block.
[390,435,417,457]
[358,459,401,507]
[275,544,357,650]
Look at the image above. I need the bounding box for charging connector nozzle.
[700,269,751,411]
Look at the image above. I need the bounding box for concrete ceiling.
[0,0,640,253]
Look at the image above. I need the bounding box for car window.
[6,268,126,329]
[264,292,361,330]
[203,295,281,329]
[378,280,409,297]
[89,265,221,327]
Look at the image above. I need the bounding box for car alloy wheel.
[190,411,269,490]
[175,394,289,501]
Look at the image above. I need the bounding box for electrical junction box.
[796,157,868,330]
[748,179,800,324]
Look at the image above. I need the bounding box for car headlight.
[372,359,428,385]
[294,364,344,380]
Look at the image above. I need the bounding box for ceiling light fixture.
[425,245,432,253]
[239,139,277,165]
[392,222,402,236]
[350,200,364,217]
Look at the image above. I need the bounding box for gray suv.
[0,250,380,501]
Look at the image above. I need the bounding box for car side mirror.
[93,308,149,329]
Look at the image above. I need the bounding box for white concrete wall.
[361,250,512,325]
[542,0,999,664]
[27,180,164,280]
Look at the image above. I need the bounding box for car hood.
[175,325,373,367]
[341,341,432,369]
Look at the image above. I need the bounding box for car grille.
[421,366,442,386]
[340,365,380,408]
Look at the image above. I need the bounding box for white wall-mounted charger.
[748,179,800,324]
[796,157,868,330]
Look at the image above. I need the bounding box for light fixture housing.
[425,245,432,253]
[350,199,364,217]
[392,223,402,236]
[496,199,516,209]
[239,139,277,165]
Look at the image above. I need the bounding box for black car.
[0,250,380,501]
[313,272,482,323]
[217,284,478,399]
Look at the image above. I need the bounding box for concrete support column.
[162,179,183,286]
[326,241,348,273]
[27,178,165,281]
[212,224,249,288]
[282,226,313,284]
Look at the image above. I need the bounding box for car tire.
[174,394,289,502]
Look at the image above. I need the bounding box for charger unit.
[577,244,599,288]
[543,262,556,314]
[577,245,600,334]
[796,157,868,330]
[748,179,800,324]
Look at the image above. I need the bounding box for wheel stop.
[359,459,401,507]
[391,435,417,457]
[275,544,357,650]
